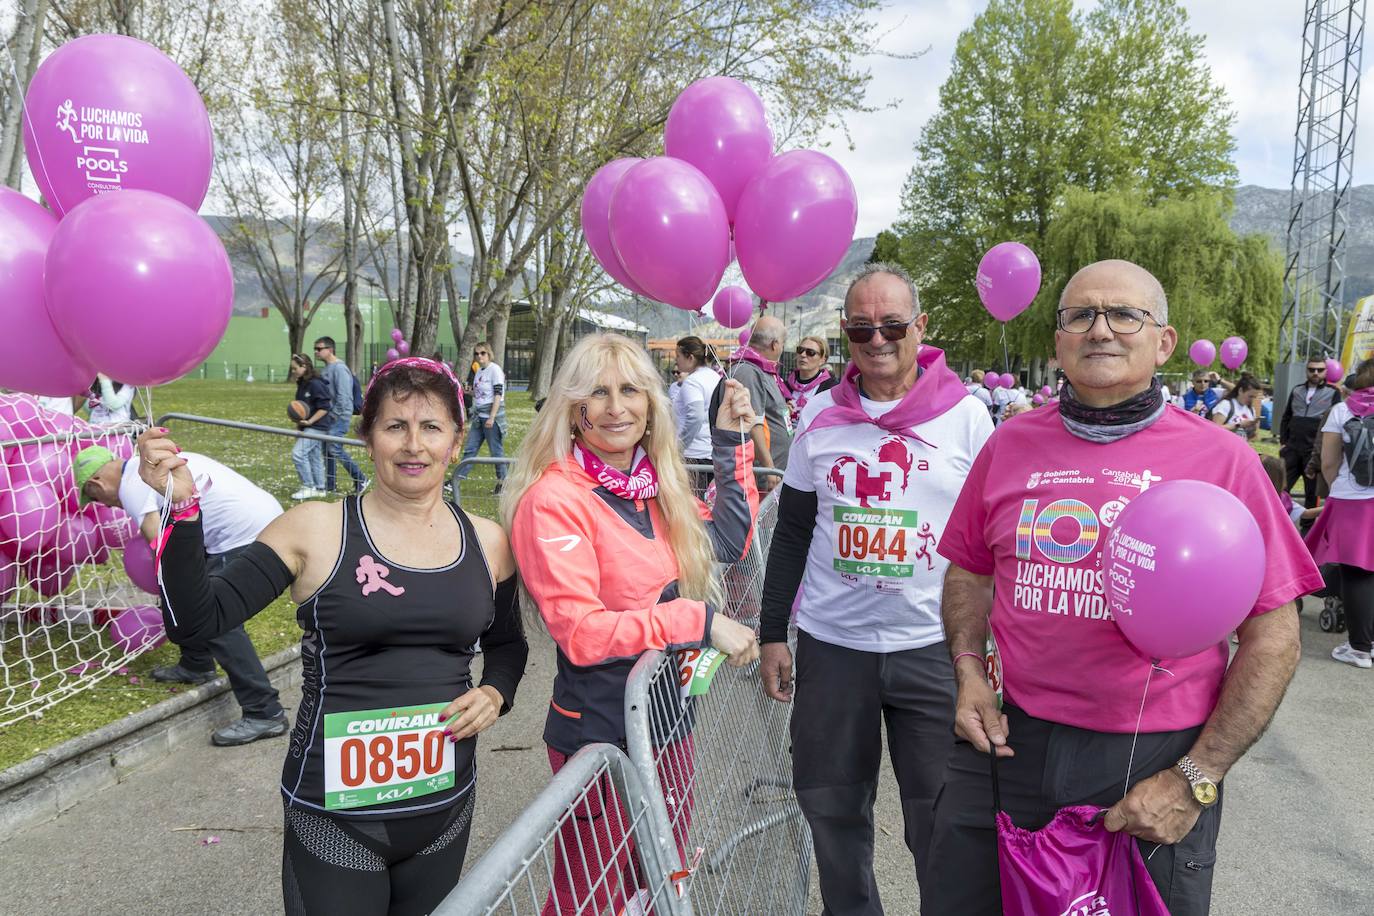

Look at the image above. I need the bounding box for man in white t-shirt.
[456,341,507,493]
[75,445,289,746]
[758,263,994,912]
[966,369,995,414]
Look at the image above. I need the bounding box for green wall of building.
[197,299,465,380]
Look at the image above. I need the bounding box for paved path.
[2,616,1368,914]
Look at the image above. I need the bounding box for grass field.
[0,379,534,771]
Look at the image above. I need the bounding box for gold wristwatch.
[1175,755,1218,808]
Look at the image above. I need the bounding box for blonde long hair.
[501,334,723,607]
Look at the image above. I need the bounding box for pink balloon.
[581,158,649,297]
[0,482,62,562]
[1188,340,1216,368]
[976,243,1041,321]
[734,150,857,303]
[122,536,158,594]
[0,395,77,446]
[22,35,212,218]
[984,373,1003,390]
[397,341,410,356]
[664,77,773,224]
[45,190,232,387]
[390,328,404,343]
[1040,385,1053,397]
[88,507,137,552]
[108,604,166,654]
[0,189,98,396]
[1000,373,1017,389]
[1104,480,1265,659]
[8,443,77,512]
[385,347,399,361]
[738,327,751,346]
[1325,358,1344,383]
[609,157,730,310]
[55,514,106,567]
[1032,393,1046,406]
[712,286,755,329]
[25,553,74,598]
[1219,336,1247,370]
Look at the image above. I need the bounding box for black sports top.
[158,495,527,820]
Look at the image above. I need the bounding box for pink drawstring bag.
[991,754,1170,915]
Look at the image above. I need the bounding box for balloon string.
[8,53,60,212]
[1121,660,1174,800]
[1001,322,1010,375]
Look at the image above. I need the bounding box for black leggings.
[1338,564,1374,652]
[282,789,474,915]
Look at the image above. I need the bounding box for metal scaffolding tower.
[1278,0,1366,404]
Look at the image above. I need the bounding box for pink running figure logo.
[356,555,405,597]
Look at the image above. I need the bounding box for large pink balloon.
[0,189,97,395]
[22,35,213,218]
[25,553,74,598]
[712,286,754,329]
[984,373,1003,390]
[45,189,233,386]
[734,150,857,303]
[581,158,649,297]
[122,537,159,595]
[8,444,77,512]
[999,373,1017,389]
[108,604,166,654]
[664,77,773,224]
[1219,336,1247,370]
[976,243,1041,321]
[1325,358,1345,383]
[54,514,105,567]
[738,327,751,347]
[1104,480,1265,660]
[609,157,730,310]
[0,482,62,562]
[1188,340,1216,368]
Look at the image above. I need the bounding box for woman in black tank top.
[145,359,527,916]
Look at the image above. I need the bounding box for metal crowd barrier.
[437,743,691,916]
[622,489,811,916]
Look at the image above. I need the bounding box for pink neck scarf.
[572,443,659,500]
[1347,388,1374,417]
[785,367,833,424]
[801,347,970,448]
[733,345,791,403]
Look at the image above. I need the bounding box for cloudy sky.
[820,0,1365,237]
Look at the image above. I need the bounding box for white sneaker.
[1331,643,1372,669]
[290,488,312,500]
[307,488,328,499]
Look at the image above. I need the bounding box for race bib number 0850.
[833,507,918,578]
[323,702,455,810]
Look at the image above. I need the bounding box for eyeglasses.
[841,318,917,343]
[1307,367,1326,374]
[795,346,821,358]
[1055,306,1161,334]
[313,345,327,351]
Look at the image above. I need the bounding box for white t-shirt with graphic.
[1322,402,1374,501]
[472,363,506,412]
[119,452,284,554]
[1210,398,1255,435]
[782,390,994,652]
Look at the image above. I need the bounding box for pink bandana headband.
[367,357,467,426]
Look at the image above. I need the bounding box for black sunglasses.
[841,318,916,343]
[1307,367,1326,373]
[796,346,821,357]
[313,345,327,351]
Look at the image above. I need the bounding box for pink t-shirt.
[938,405,1324,733]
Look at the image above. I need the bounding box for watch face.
[1194,782,1218,806]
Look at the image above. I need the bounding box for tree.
[869,230,901,264]
[216,6,345,360]
[1038,187,1282,376]
[0,0,49,189]
[893,0,1236,364]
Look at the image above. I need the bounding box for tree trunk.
[532,310,564,399]
[1,0,48,189]
[444,264,463,356]
[489,306,510,371]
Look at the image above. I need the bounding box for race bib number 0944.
[323,702,455,810]
[833,507,918,578]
